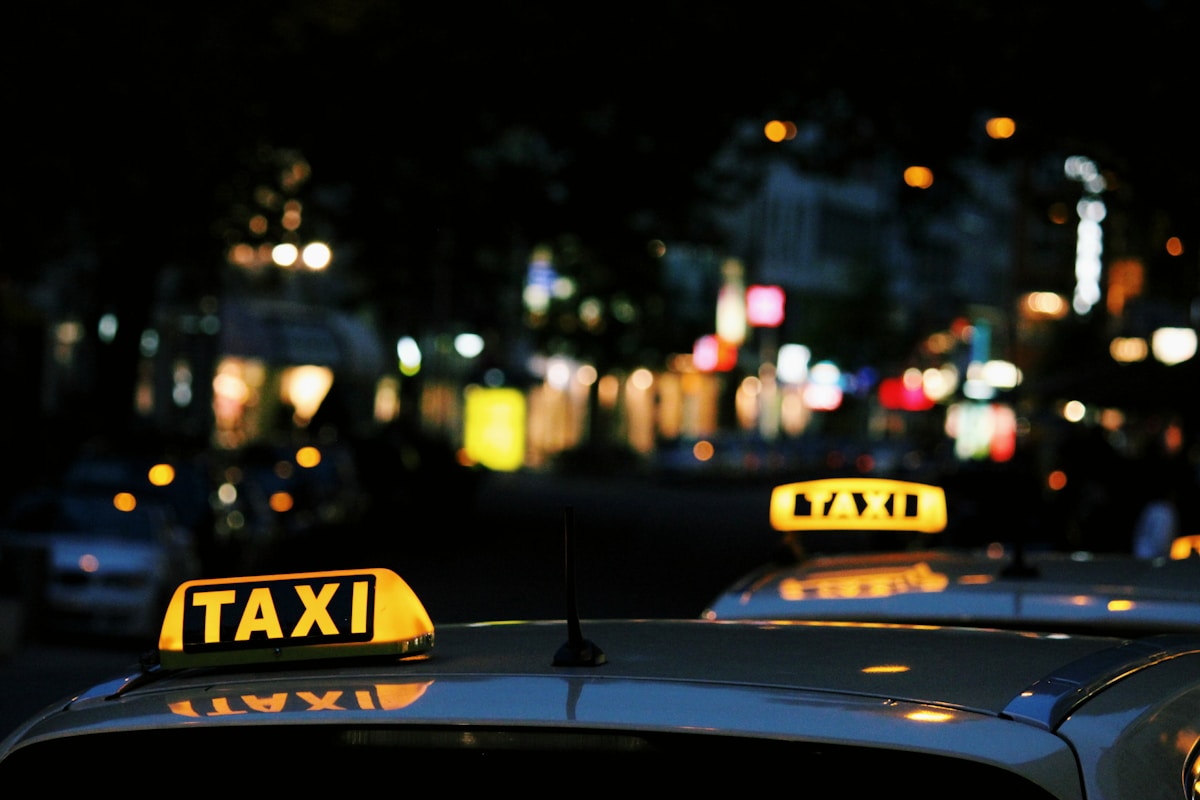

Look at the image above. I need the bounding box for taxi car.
[698,476,1200,797]
[0,498,1198,799]
[702,476,1200,635]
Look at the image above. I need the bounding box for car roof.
[703,548,1200,633]
[703,476,1200,636]
[4,563,1200,800]
[2,617,1182,733]
[0,620,1166,764]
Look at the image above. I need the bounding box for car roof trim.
[1002,634,1200,730]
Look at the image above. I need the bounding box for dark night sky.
[2,1,1195,310]
[0,0,1195,488]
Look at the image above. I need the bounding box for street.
[337,468,780,621]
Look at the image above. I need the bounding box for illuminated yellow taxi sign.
[770,478,947,533]
[158,568,434,669]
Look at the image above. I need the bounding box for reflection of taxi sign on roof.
[158,568,434,669]
[769,478,947,533]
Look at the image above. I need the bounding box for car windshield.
[2,494,158,541]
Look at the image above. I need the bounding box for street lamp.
[1151,327,1198,365]
[271,241,332,271]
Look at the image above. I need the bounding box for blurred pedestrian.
[1133,487,1180,560]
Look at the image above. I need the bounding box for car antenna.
[553,505,607,667]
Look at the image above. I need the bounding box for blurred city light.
[1063,401,1087,423]
[53,320,83,366]
[763,120,797,142]
[803,361,842,411]
[454,333,485,358]
[746,284,785,327]
[1106,259,1144,316]
[300,242,332,270]
[463,386,526,472]
[922,365,958,402]
[576,364,598,387]
[1066,155,1107,315]
[98,313,118,343]
[945,402,1016,462]
[694,334,736,372]
[1064,155,1107,194]
[879,371,934,411]
[962,364,991,401]
[776,343,810,384]
[546,357,572,390]
[270,241,331,270]
[903,166,934,189]
[147,463,175,487]
[1021,291,1069,320]
[269,492,294,513]
[397,336,422,376]
[980,360,1021,390]
[1072,197,1105,315]
[374,376,401,422]
[984,117,1016,139]
[272,243,299,267]
[296,445,321,468]
[280,365,333,427]
[1151,327,1198,365]
[1110,337,1149,363]
[139,328,160,357]
[523,246,556,314]
[716,258,748,345]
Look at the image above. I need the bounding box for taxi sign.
[158,568,434,669]
[770,478,947,534]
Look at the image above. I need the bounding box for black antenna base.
[553,638,607,667]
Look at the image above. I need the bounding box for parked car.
[0,487,202,643]
[702,476,1200,637]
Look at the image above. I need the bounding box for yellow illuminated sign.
[158,568,434,669]
[463,386,526,472]
[770,478,947,533]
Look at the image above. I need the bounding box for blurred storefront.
[134,296,393,450]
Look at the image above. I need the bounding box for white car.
[0,555,1198,798]
[702,477,1200,637]
[0,488,201,643]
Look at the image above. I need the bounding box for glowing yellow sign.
[770,478,947,533]
[463,386,526,472]
[158,568,434,669]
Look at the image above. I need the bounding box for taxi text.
[181,574,375,651]
[770,478,947,533]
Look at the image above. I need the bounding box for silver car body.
[0,490,201,641]
[702,547,1200,635]
[1,565,1199,799]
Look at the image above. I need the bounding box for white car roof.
[703,548,1200,635]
